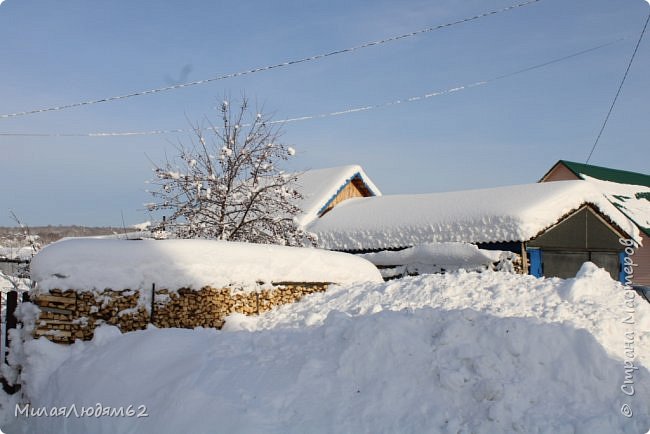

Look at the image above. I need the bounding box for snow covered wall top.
[308,180,640,251]
[359,242,503,267]
[293,165,381,228]
[30,238,383,292]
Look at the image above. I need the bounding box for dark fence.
[1,290,29,394]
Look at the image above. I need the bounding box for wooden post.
[4,291,18,364]
[150,283,155,325]
[520,242,529,275]
[2,291,21,394]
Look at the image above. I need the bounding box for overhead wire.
[585,11,650,163]
[0,0,542,119]
[0,37,626,139]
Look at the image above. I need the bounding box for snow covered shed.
[307,181,640,281]
[29,238,382,343]
[292,165,381,228]
[541,160,650,287]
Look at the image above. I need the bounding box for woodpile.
[33,290,76,344]
[32,282,329,344]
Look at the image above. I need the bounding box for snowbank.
[308,180,640,251]
[4,309,649,433]
[3,263,649,433]
[359,242,511,277]
[360,242,502,266]
[30,238,382,293]
[251,262,650,367]
[358,243,515,279]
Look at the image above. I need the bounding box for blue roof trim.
[316,172,377,217]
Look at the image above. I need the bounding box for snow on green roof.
[580,175,650,237]
[551,161,650,237]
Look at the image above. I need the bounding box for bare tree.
[147,98,312,246]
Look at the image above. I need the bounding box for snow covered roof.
[541,160,650,236]
[30,238,382,292]
[308,180,640,251]
[580,175,650,237]
[293,165,381,228]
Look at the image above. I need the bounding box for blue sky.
[0,0,648,226]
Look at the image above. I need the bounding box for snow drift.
[359,242,513,278]
[2,263,649,433]
[5,309,649,434]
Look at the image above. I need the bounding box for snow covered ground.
[1,263,649,433]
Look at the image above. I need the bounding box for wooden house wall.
[633,233,650,286]
[541,162,581,182]
[320,178,368,216]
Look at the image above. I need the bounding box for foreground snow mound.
[31,238,382,292]
[251,267,650,366]
[5,310,649,434]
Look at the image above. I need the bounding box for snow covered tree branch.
[147,98,312,246]
[0,211,39,292]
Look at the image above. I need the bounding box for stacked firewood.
[32,282,329,344]
[33,290,77,343]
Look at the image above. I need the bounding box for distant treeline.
[0,225,126,247]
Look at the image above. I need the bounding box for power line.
[585,12,650,163]
[0,0,542,119]
[0,37,625,139]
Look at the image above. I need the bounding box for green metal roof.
[560,160,650,187]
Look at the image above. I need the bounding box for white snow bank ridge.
[30,238,382,293]
[309,180,640,251]
[3,263,649,433]
[252,262,650,367]
[5,268,650,434]
[360,242,503,266]
[359,242,512,278]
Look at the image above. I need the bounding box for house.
[307,181,641,282]
[292,164,381,228]
[540,160,650,287]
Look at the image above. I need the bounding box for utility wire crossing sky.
[0,36,627,138]
[0,0,648,226]
[0,0,541,119]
